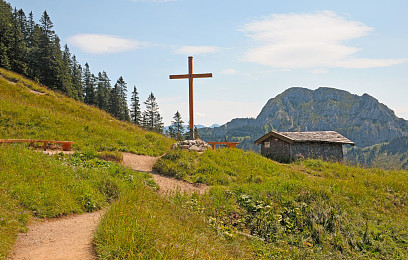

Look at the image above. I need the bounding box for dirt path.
[9,152,207,259]
[8,210,104,260]
[122,152,159,172]
[122,152,208,195]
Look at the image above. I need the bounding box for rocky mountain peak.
[199,87,408,148]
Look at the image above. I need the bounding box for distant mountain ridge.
[199,87,408,150]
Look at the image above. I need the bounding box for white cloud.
[175,45,222,55]
[242,11,406,69]
[219,68,239,75]
[68,34,146,54]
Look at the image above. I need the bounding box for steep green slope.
[0,68,173,156]
[152,149,408,259]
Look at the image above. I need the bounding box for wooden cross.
[169,56,212,139]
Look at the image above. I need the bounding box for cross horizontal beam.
[169,73,212,79]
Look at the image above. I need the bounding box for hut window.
[264,142,270,148]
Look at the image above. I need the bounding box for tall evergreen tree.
[142,92,163,133]
[130,86,142,125]
[83,62,96,105]
[109,83,120,118]
[70,55,83,101]
[170,111,184,141]
[0,0,13,69]
[26,24,41,81]
[117,76,130,121]
[37,10,64,91]
[26,11,35,47]
[16,9,28,42]
[109,76,130,121]
[96,71,111,111]
[9,8,27,74]
[59,44,73,97]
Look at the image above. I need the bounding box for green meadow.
[151,149,408,258]
[1,69,407,259]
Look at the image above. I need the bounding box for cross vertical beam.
[169,56,212,139]
[188,57,194,136]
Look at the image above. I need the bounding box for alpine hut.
[254,131,354,163]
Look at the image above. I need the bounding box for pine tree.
[83,62,96,105]
[142,92,163,133]
[37,10,66,92]
[96,71,111,111]
[16,9,28,43]
[9,8,27,74]
[27,11,35,47]
[109,83,120,118]
[0,0,13,69]
[170,111,184,141]
[154,112,164,133]
[70,55,83,101]
[37,10,55,87]
[130,86,142,125]
[109,76,130,121]
[60,44,73,97]
[117,76,130,121]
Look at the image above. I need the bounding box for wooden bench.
[0,139,75,151]
[207,141,240,150]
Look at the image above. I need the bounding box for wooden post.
[170,57,212,139]
[188,57,194,139]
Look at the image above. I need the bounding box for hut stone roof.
[254,131,355,146]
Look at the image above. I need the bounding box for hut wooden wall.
[261,137,291,162]
[290,142,343,162]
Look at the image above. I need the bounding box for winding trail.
[9,152,207,259]
[122,152,208,195]
[8,211,103,260]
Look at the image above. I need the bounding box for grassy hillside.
[151,149,408,258]
[0,68,173,156]
[0,68,175,258]
[0,146,155,258]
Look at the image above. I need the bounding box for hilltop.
[0,68,173,155]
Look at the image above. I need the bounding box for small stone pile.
[171,139,212,152]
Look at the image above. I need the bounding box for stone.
[171,139,212,152]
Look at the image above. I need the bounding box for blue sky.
[8,0,408,126]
